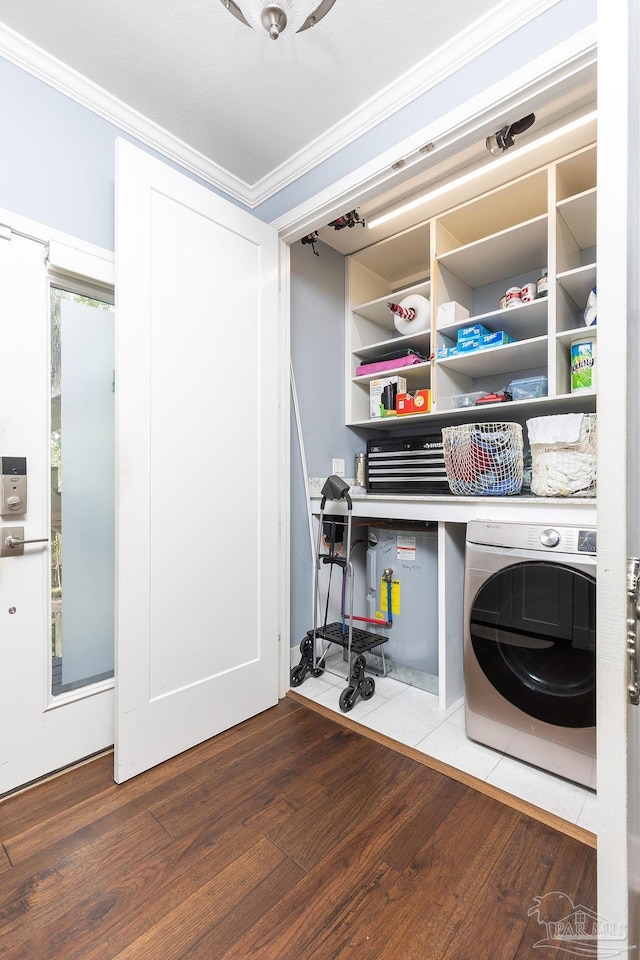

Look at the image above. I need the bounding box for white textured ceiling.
[0,0,508,186]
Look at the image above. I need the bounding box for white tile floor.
[294,653,597,834]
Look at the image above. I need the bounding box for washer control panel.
[467,520,596,555]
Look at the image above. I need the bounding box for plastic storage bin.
[452,391,486,408]
[507,375,548,400]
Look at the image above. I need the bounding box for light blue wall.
[289,238,368,646]
[290,239,364,478]
[0,55,248,251]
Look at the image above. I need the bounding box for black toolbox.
[366,432,450,495]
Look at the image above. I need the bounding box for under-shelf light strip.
[367,110,598,231]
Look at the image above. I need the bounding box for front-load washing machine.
[464,520,596,788]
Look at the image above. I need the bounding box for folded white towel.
[527,413,584,445]
[531,449,596,496]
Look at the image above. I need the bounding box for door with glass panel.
[0,231,113,795]
[50,290,115,695]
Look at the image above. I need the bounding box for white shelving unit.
[345,141,597,428]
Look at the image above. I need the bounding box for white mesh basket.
[441,422,524,496]
[527,414,597,497]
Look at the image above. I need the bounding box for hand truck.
[290,475,391,712]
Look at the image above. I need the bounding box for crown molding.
[0,0,586,209]
[0,22,254,205]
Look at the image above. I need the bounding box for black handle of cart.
[290,475,389,712]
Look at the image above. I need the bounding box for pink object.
[356,354,424,376]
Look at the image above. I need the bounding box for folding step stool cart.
[290,475,391,712]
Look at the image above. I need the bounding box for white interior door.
[0,231,113,795]
[114,140,280,783]
[596,0,640,946]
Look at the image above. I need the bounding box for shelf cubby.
[557,263,597,312]
[438,297,548,343]
[348,222,430,306]
[351,281,431,328]
[436,215,548,289]
[352,332,430,364]
[351,360,432,386]
[556,144,597,202]
[556,188,597,252]
[436,169,547,251]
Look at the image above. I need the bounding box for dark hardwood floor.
[0,698,596,959]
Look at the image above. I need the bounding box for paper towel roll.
[391,294,430,335]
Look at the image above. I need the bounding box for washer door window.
[470,561,595,728]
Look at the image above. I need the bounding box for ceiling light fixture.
[367,110,597,231]
[221,0,337,39]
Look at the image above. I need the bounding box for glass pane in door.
[51,289,115,695]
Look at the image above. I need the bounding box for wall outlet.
[332,458,345,477]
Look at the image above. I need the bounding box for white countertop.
[308,478,597,525]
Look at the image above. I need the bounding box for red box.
[396,389,431,415]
